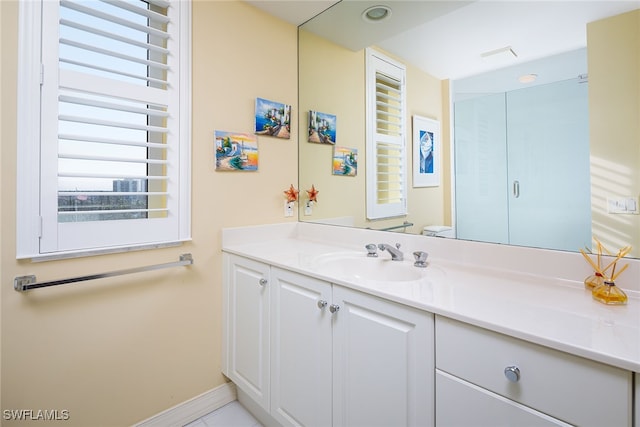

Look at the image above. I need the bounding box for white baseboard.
[237,387,280,427]
[134,382,237,427]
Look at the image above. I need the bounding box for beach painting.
[215,131,258,171]
[254,97,291,139]
[308,110,336,144]
[332,146,357,176]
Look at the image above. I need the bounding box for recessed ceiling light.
[362,5,392,23]
[519,74,538,83]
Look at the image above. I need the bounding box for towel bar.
[14,253,193,292]
[378,221,414,232]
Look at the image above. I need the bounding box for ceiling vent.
[481,46,518,60]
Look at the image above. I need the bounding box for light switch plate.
[607,197,639,214]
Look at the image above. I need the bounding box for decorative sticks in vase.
[580,239,631,305]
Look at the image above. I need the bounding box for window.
[365,48,407,220]
[16,0,191,259]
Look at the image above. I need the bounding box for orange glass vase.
[584,272,604,290]
[592,281,628,305]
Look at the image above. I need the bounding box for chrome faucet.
[365,243,378,257]
[413,251,428,268]
[377,243,404,261]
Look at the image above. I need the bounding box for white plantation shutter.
[17,0,191,257]
[366,49,407,220]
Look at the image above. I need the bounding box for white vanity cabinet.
[223,254,271,411]
[269,267,333,426]
[633,372,640,427]
[271,266,435,427]
[435,316,633,427]
[330,284,434,427]
[224,251,635,427]
[224,254,434,427]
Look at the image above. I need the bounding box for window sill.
[21,239,192,263]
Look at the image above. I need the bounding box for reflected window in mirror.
[366,48,407,220]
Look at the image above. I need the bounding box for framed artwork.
[412,115,440,187]
[254,97,291,139]
[332,146,357,176]
[214,131,258,171]
[308,110,336,144]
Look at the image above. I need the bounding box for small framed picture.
[254,97,291,139]
[332,146,357,176]
[214,131,258,171]
[412,115,440,187]
[308,110,336,144]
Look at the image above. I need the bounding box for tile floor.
[184,401,262,427]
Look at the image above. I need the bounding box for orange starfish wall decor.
[306,185,319,203]
[284,184,299,203]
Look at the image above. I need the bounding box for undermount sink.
[311,251,439,284]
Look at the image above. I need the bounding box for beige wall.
[298,30,366,226]
[298,30,447,233]
[588,9,640,257]
[441,79,453,228]
[0,0,5,414]
[405,55,447,232]
[0,1,298,426]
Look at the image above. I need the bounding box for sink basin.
[311,252,438,284]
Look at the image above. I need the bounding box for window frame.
[365,48,408,220]
[16,0,192,260]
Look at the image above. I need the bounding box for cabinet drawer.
[436,370,570,427]
[435,316,632,427]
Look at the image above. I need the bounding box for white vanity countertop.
[222,223,640,373]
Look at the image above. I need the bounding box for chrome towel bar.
[14,253,193,292]
[376,221,414,232]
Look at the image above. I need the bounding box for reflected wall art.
[332,146,357,176]
[308,110,336,144]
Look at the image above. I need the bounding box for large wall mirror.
[298,0,640,258]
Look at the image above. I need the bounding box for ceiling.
[244,0,340,26]
[245,0,640,80]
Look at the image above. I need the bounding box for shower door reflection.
[455,77,591,251]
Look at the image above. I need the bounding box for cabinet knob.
[259,278,267,286]
[504,365,521,382]
[317,300,328,309]
[329,304,340,314]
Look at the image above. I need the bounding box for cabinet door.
[332,287,434,427]
[223,254,271,410]
[635,373,639,427]
[436,370,571,427]
[270,268,332,427]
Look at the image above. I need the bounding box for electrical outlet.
[284,201,294,217]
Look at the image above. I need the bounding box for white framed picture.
[412,115,440,187]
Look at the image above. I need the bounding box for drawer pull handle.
[504,366,521,382]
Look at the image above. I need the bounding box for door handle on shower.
[513,180,520,198]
